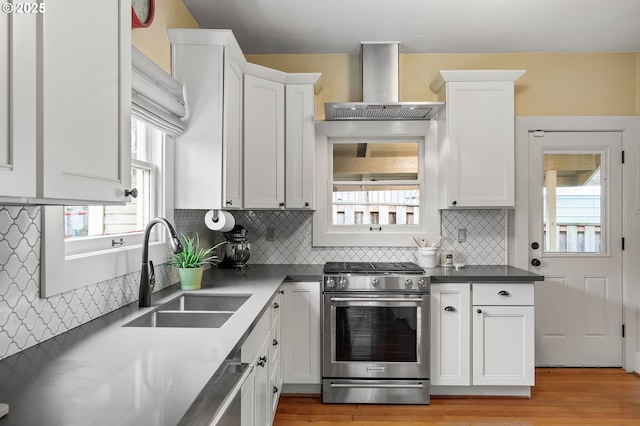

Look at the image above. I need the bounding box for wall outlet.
[266,227,275,241]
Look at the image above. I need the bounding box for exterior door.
[528,131,623,366]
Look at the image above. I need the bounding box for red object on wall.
[131,0,155,29]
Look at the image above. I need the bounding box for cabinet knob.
[444,306,456,312]
[476,309,482,314]
[498,290,510,296]
[125,188,138,198]
[226,200,233,206]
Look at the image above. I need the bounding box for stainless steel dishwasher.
[178,359,253,425]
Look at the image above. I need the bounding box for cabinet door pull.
[444,306,456,312]
[257,356,267,367]
[498,290,510,296]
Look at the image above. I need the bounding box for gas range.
[321,261,431,404]
[322,261,429,293]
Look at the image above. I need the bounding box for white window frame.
[313,120,439,247]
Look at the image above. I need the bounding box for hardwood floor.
[274,368,640,425]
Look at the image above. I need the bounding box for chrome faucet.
[139,218,183,307]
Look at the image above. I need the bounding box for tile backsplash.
[1,206,505,360]
[175,208,507,266]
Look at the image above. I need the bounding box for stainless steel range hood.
[325,42,443,121]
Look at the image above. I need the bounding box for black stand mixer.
[220,225,251,269]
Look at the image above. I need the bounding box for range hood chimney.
[325,42,443,121]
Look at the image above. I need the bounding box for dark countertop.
[0,264,322,426]
[0,263,538,425]
[427,265,544,283]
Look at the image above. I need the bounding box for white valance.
[131,47,186,136]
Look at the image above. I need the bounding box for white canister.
[416,247,438,268]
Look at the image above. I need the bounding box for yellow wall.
[132,1,639,118]
[248,52,639,119]
[637,53,640,115]
[131,0,198,73]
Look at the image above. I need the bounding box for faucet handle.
[149,261,156,290]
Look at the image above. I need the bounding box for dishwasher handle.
[209,363,254,426]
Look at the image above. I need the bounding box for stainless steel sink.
[122,293,251,328]
[123,311,234,328]
[159,293,250,312]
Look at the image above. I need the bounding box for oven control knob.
[417,278,427,289]
[338,277,348,289]
[371,278,380,288]
[325,277,336,289]
[405,279,414,289]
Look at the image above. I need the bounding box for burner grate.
[323,262,425,275]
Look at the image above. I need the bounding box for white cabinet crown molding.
[429,70,526,93]
[168,29,247,69]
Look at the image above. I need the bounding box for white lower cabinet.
[241,291,282,426]
[472,283,535,386]
[281,282,321,390]
[431,282,535,394]
[430,283,471,386]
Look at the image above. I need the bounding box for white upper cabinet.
[0,12,36,200]
[169,29,246,210]
[285,77,320,209]
[1,0,131,204]
[430,70,525,208]
[244,66,286,209]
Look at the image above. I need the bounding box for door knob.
[531,258,541,267]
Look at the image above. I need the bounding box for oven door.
[322,292,430,379]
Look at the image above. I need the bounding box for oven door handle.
[329,297,425,303]
[330,382,426,389]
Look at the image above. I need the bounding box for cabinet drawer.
[472,283,534,306]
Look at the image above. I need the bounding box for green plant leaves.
[169,233,227,269]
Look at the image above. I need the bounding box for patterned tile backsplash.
[1,205,506,360]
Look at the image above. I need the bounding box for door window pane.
[542,152,602,253]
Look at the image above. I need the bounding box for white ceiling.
[181,0,640,55]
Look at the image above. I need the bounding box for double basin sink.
[123,293,251,328]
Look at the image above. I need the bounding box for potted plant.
[170,233,226,290]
